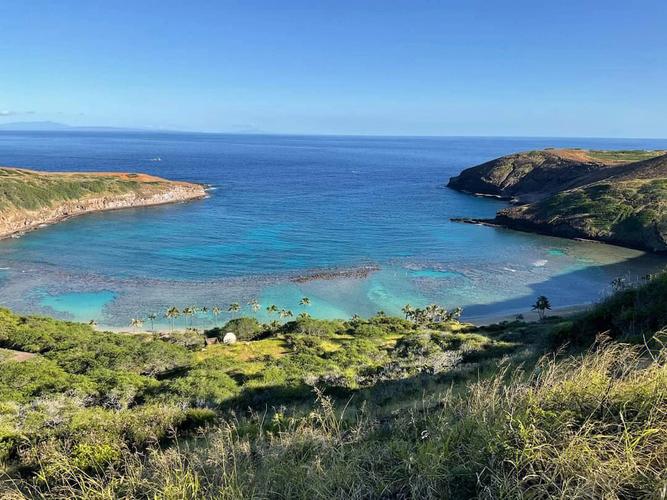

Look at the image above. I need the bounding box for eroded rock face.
[447,149,611,202]
[0,170,206,238]
[448,150,667,253]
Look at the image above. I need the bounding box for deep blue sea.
[0,132,666,328]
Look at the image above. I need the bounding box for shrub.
[211,317,263,340]
[282,318,343,337]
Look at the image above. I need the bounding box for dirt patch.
[0,348,36,362]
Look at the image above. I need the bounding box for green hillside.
[0,167,205,238]
[448,149,667,252]
[1,272,666,498]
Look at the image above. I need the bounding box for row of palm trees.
[128,296,313,332]
[400,303,463,325]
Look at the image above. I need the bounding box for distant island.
[0,167,206,239]
[448,149,667,253]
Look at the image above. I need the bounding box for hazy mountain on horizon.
[0,121,157,132]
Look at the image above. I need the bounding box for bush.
[211,317,263,340]
[566,273,667,345]
[281,318,344,337]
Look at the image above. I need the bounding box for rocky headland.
[448,149,667,253]
[0,167,207,239]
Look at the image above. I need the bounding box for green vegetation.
[585,149,666,163]
[0,168,204,239]
[0,168,149,212]
[1,275,666,498]
[449,148,667,252]
[508,178,667,251]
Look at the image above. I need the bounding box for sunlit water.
[0,132,665,328]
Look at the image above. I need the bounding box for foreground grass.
[0,274,666,498]
[5,341,666,499]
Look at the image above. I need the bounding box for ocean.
[0,131,666,328]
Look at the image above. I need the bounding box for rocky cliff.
[0,168,207,239]
[448,149,667,253]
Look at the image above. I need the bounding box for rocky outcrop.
[448,150,667,253]
[0,168,206,239]
[447,149,665,203]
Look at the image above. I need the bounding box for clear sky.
[1,0,666,137]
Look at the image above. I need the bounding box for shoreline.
[93,302,593,335]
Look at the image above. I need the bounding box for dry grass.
[5,340,665,499]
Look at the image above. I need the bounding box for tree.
[183,306,195,327]
[425,304,441,322]
[266,304,278,316]
[299,297,311,307]
[450,307,463,321]
[248,299,261,313]
[212,306,222,326]
[279,309,293,320]
[147,313,157,332]
[401,304,414,320]
[165,307,180,332]
[88,319,97,328]
[228,303,241,318]
[130,318,144,332]
[298,312,311,320]
[532,296,551,320]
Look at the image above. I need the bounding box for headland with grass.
[0,167,206,239]
[448,148,667,252]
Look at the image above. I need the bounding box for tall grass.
[6,340,665,499]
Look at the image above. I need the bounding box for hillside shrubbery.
[0,274,666,498]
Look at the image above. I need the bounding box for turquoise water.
[39,291,117,323]
[0,132,665,328]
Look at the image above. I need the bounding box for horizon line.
[1,121,666,142]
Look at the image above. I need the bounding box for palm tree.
[532,296,551,320]
[194,306,207,327]
[212,306,222,326]
[450,307,463,321]
[425,304,440,322]
[228,302,241,318]
[88,319,97,328]
[266,304,278,316]
[299,297,311,307]
[147,313,157,332]
[401,304,414,320]
[279,309,293,320]
[297,312,311,320]
[130,318,144,332]
[165,307,180,332]
[412,308,426,325]
[183,306,195,327]
[376,310,386,318]
[248,299,261,313]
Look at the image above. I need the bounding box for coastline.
[0,168,208,240]
[93,302,593,335]
[466,303,591,326]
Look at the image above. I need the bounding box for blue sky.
[1,0,666,137]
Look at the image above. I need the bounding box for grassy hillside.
[0,274,666,498]
[0,168,165,210]
[0,167,205,238]
[447,149,666,201]
[448,149,667,252]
